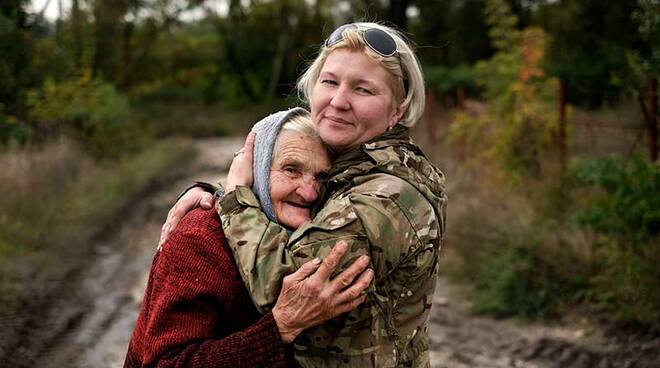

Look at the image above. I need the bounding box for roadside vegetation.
[421,0,659,329]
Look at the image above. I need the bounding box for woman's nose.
[329,86,350,110]
[296,181,319,203]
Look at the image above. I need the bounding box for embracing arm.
[125,209,287,368]
[217,183,420,312]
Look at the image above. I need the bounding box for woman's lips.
[325,115,352,126]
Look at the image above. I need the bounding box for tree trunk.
[71,0,83,67]
[92,0,131,82]
[266,1,291,102]
[558,79,567,174]
[647,77,658,161]
[388,0,409,31]
[221,0,258,102]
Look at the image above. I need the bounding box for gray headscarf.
[251,107,309,223]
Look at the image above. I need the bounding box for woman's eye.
[321,79,338,86]
[283,167,301,177]
[356,86,373,95]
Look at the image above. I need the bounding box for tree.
[450,0,560,183]
[632,0,659,161]
[536,0,640,106]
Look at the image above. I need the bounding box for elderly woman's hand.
[159,187,214,247]
[158,131,257,247]
[226,131,256,193]
[271,240,374,343]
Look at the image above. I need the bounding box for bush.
[570,156,660,325]
[571,156,660,245]
[425,64,476,97]
[472,244,584,318]
[27,71,148,159]
[0,104,33,145]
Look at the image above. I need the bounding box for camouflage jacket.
[217,126,447,367]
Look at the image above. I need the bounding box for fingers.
[199,192,214,209]
[335,267,373,305]
[335,294,368,315]
[158,207,182,247]
[244,131,256,160]
[285,257,322,283]
[226,132,256,191]
[157,188,207,247]
[311,240,349,282]
[328,254,370,294]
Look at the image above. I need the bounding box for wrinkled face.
[269,132,331,229]
[310,48,404,152]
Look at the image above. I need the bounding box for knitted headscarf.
[251,107,309,223]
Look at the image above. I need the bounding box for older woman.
[124,109,373,368]
[167,23,447,367]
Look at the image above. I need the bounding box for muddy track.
[5,137,658,368]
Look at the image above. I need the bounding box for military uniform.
[217,126,447,367]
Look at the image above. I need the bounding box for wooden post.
[558,79,567,174]
[647,77,658,161]
[457,86,466,111]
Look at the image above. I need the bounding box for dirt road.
[24,138,658,368]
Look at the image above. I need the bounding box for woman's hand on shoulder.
[271,241,374,343]
[159,187,214,247]
[226,131,256,193]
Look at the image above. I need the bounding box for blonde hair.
[274,112,327,160]
[297,22,425,127]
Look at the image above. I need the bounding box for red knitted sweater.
[124,208,287,368]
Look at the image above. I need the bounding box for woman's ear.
[390,102,407,127]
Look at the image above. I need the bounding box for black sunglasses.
[324,24,398,57]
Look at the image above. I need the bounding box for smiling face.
[310,48,405,153]
[269,132,331,229]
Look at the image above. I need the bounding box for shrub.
[472,244,583,318]
[570,156,660,325]
[0,104,33,145]
[27,71,147,159]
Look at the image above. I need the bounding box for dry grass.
[0,137,195,317]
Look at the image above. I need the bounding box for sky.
[30,0,66,21]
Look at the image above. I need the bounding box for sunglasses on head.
[324,24,398,57]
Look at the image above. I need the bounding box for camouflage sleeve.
[217,186,296,313]
[218,183,432,317]
[289,192,415,288]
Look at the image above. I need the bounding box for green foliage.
[0,0,33,117]
[410,0,494,66]
[449,2,560,183]
[0,103,32,145]
[537,0,641,106]
[424,64,476,96]
[633,0,660,76]
[27,71,145,159]
[568,156,660,325]
[572,156,660,245]
[472,244,583,319]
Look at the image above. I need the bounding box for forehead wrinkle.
[272,136,328,172]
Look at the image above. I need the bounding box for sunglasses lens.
[363,29,397,57]
[325,24,353,47]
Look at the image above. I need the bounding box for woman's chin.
[277,211,311,230]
